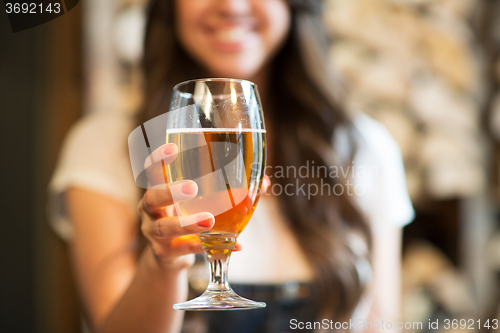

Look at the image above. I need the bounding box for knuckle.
[155,219,168,238]
[144,153,155,170]
[137,199,145,214]
[140,221,148,236]
[143,156,150,170]
[142,191,155,211]
[151,243,167,259]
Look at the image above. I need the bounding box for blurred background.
[1,0,500,332]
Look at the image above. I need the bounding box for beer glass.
[166,79,266,310]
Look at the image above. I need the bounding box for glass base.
[173,289,266,311]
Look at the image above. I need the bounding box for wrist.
[143,245,193,276]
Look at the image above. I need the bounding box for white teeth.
[214,27,250,42]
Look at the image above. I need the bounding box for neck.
[249,65,272,110]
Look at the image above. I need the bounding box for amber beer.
[166,129,266,251]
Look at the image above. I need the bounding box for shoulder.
[334,112,404,178]
[49,111,140,240]
[341,113,415,232]
[352,113,402,163]
[57,111,136,171]
[54,110,137,188]
[65,111,135,149]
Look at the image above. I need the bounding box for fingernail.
[182,181,197,195]
[264,176,270,187]
[196,214,214,228]
[163,144,175,156]
[234,243,242,251]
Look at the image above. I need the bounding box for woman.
[49,0,414,332]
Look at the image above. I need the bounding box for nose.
[216,0,251,16]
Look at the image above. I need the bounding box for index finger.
[144,143,178,187]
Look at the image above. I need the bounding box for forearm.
[97,247,188,333]
[364,227,403,332]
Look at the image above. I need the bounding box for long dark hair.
[141,0,371,322]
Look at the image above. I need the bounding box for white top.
[48,111,414,283]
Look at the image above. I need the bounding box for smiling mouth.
[205,25,258,51]
[213,27,252,43]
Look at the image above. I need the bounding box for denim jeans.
[203,283,319,333]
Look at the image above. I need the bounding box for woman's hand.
[138,143,270,271]
[138,143,215,270]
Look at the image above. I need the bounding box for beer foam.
[166,128,266,134]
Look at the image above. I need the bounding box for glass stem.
[206,253,232,292]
